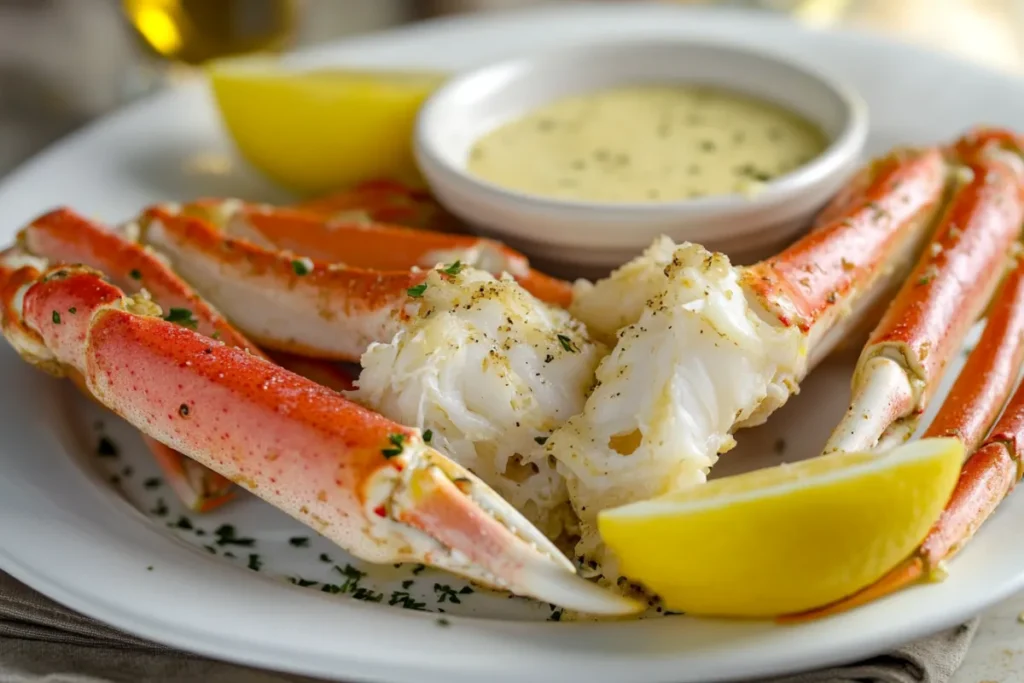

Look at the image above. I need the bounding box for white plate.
[1,4,1023,682]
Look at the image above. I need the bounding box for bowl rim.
[414,37,869,221]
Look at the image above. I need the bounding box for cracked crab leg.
[131,203,570,361]
[783,252,1024,621]
[822,131,1024,454]
[3,263,639,615]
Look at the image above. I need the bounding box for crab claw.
[0,261,638,615]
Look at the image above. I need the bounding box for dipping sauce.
[466,84,829,203]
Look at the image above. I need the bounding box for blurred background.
[2,0,1023,180]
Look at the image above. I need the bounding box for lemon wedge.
[207,61,447,195]
[597,437,963,617]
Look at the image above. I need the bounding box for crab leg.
[1,261,638,615]
[286,178,466,233]
[822,133,1024,453]
[783,252,1024,621]
[129,203,569,361]
[8,209,257,511]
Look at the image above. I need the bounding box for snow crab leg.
[124,201,570,361]
[11,208,359,511]
[784,251,1024,621]
[823,130,1024,453]
[0,256,639,615]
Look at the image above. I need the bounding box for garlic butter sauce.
[466,84,828,203]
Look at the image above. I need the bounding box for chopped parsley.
[434,583,462,604]
[549,610,563,622]
[149,498,169,517]
[96,436,119,458]
[334,564,367,592]
[174,516,193,530]
[556,334,578,353]
[214,524,255,547]
[534,436,548,445]
[441,261,463,276]
[68,307,77,314]
[129,269,142,280]
[319,553,332,563]
[407,283,427,298]
[288,536,309,548]
[289,577,318,587]
[164,307,198,330]
[291,258,312,276]
[381,433,405,458]
[143,477,162,490]
[411,564,427,576]
[422,429,433,443]
[203,545,216,554]
[388,591,427,610]
[52,310,60,324]
[247,554,262,571]
[401,579,415,589]
[436,618,451,627]
[352,587,384,602]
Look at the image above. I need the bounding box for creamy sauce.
[467,85,828,203]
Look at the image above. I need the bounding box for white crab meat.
[547,240,807,561]
[350,265,606,539]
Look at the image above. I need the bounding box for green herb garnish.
[247,554,262,571]
[288,536,309,548]
[556,334,577,353]
[214,524,255,547]
[407,283,427,298]
[441,261,463,276]
[291,259,311,276]
[164,307,198,330]
[143,477,162,490]
[434,583,462,604]
[129,269,142,280]
[381,433,405,458]
[149,498,168,517]
[52,311,61,324]
[534,436,548,445]
[68,307,77,314]
[423,429,433,443]
[96,436,119,458]
[319,553,332,563]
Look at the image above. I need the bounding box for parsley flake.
[291,258,312,276]
[381,433,405,458]
[247,554,262,571]
[441,260,463,276]
[129,269,142,280]
[289,577,318,587]
[557,334,578,353]
[319,553,332,563]
[288,536,309,548]
[214,524,255,547]
[164,308,198,330]
[149,498,168,517]
[96,436,119,458]
[143,477,162,490]
[407,283,427,298]
[68,307,77,314]
[52,311,61,324]
[423,429,433,443]
[534,436,548,445]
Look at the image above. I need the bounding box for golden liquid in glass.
[123,0,298,65]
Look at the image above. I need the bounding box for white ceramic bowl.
[414,39,868,274]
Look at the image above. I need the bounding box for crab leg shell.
[180,201,572,306]
[287,178,465,233]
[18,208,249,510]
[136,206,417,361]
[782,252,1024,622]
[823,145,1024,454]
[12,266,638,615]
[741,147,949,361]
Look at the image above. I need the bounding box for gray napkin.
[0,572,977,683]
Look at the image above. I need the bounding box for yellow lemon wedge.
[597,437,964,617]
[207,60,447,195]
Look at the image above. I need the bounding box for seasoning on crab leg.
[127,204,570,361]
[552,146,951,559]
[822,134,1024,454]
[783,252,1024,621]
[0,260,639,615]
